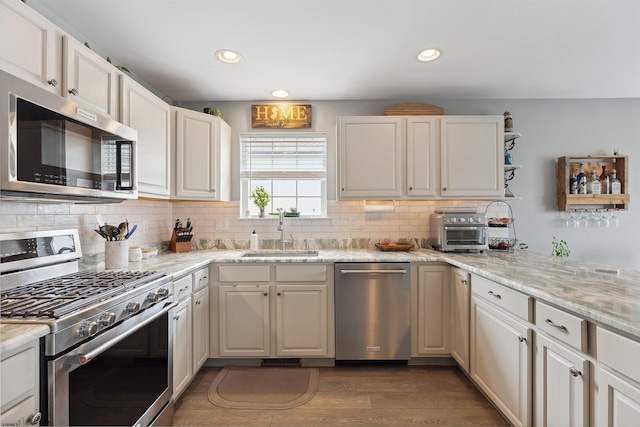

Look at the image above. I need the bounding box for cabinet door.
[0,340,39,421]
[63,36,118,118]
[451,268,470,372]
[440,116,504,197]
[406,117,438,197]
[174,107,230,200]
[120,75,170,197]
[192,286,209,373]
[416,265,450,355]
[218,284,270,357]
[172,297,192,399]
[338,116,404,199]
[535,333,589,427]
[470,295,532,427]
[276,284,328,357]
[596,366,640,427]
[0,0,62,94]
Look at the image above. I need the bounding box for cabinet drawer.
[536,301,587,352]
[275,265,327,282]
[193,267,209,291]
[472,274,531,322]
[219,265,270,282]
[597,326,640,383]
[174,275,192,301]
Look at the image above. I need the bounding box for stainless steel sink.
[242,250,319,258]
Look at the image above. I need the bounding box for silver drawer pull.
[488,290,502,299]
[545,318,568,331]
[518,335,527,343]
[570,367,582,377]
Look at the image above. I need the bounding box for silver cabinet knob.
[570,367,582,377]
[68,88,78,96]
[263,292,268,296]
[48,79,59,87]
[518,335,527,343]
[77,321,98,337]
[97,312,116,327]
[27,412,42,425]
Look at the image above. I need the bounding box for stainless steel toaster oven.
[429,211,488,252]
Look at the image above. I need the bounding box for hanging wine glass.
[564,212,577,228]
[577,211,589,229]
[588,211,600,228]
[598,211,610,228]
[608,211,619,228]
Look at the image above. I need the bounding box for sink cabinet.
[214,264,334,359]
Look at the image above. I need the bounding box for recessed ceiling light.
[271,89,289,98]
[215,49,241,64]
[417,48,441,62]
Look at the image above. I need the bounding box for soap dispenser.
[250,230,259,251]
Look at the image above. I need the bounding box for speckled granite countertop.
[3,248,638,353]
[0,324,49,355]
[77,247,640,339]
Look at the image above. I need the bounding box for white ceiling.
[29,0,640,102]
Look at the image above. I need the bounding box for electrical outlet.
[216,218,228,231]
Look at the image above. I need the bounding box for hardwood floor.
[173,365,510,426]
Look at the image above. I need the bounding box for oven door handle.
[443,226,487,230]
[69,301,177,365]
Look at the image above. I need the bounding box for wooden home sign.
[251,104,312,129]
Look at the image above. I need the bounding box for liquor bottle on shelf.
[599,165,609,194]
[569,172,578,194]
[610,169,621,194]
[576,163,587,194]
[588,169,601,194]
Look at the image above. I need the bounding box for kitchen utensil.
[94,228,108,239]
[117,221,128,240]
[125,224,137,239]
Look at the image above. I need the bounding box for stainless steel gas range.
[0,229,175,426]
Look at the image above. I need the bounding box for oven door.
[48,301,175,427]
[443,226,487,249]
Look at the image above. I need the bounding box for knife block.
[170,231,192,253]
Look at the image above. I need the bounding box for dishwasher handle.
[340,269,407,274]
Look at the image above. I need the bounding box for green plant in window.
[551,236,570,258]
[251,186,270,208]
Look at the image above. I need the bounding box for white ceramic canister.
[129,246,142,262]
[105,240,129,269]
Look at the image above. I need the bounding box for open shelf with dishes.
[556,155,630,211]
[504,132,522,198]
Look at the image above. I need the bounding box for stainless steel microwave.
[0,70,137,203]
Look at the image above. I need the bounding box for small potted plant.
[251,186,270,218]
[203,106,224,119]
[551,236,570,258]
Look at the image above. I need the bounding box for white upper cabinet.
[338,116,404,199]
[406,117,438,197]
[63,36,119,118]
[440,116,504,198]
[0,0,63,94]
[172,106,231,200]
[120,75,171,198]
[338,115,503,200]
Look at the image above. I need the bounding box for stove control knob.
[98,312,116,327]
[459,217,467,223]
[146,292,159,303]
[77,321,98,337]
[125,301,141,314]
[157,288,170,298]
[449,217,457,223]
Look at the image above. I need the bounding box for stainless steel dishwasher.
[335,262,411,360]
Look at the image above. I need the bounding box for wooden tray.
[384,102,443,116]
[375,243,414,251]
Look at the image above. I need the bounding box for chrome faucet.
[277,208,286,250]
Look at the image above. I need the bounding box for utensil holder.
[170,231,192,253]
[105,240,129,269]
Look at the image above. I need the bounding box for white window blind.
[240,134,327,178]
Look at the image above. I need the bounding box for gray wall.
[179,98,640,270]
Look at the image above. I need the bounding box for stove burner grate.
[1,270,163,319]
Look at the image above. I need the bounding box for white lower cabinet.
[0,339,41,426]
[535,333,589,427]
[595,326,640,427]
[172,266,209,399]
[216,264,333,359]
[470,278,532,427]
[415,264,450,355]
[450,267,470,372]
